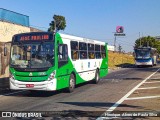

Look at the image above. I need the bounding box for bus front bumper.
[10,78,57,91]
[135,61,152,66]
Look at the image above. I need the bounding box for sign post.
[114,26,126,51]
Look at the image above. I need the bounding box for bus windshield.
[135,49,150,59]
[10,42,54,69]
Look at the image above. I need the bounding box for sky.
[1,0,160,52]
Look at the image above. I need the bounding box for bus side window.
[79,42,87,59]
[80,51,87,59]
[95,44,101,59]
[72,51,79,59]
[58,44,68,68]
[88,52,95,59]
[71,41,79,60]
[88,43,95,59]
[95,52,101,59]
[101,45,106,58]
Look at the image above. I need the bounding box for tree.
[135,36,160,53]
[48,14,66,32]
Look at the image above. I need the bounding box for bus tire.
[93,69,100,84]
[67,74,75,93]
[151,62,153,67]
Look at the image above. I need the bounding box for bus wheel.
[93,70,100,84]
[67,74,75,93]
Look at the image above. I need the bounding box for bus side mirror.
[4,44,7,56]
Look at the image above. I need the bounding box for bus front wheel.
[67,74,75,93]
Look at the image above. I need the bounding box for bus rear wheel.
[67,74,75,93]
[93,70,100,84]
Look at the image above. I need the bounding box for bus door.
[56,44,69,89]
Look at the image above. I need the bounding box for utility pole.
[54,19,57,34]
[114,35,116,51]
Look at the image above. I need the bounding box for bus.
[134,47,158,67]
[7,32,108,92]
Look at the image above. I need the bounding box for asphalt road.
[0,65,160,120]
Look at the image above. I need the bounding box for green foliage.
[48,14,66,32]
[135,36,160,53]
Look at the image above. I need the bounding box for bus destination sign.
[20,35,49,41]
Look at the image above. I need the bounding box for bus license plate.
[26,84,34,88]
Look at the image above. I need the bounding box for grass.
[108,51,135,69]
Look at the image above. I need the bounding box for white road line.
[150,78,160,80]
[137,86,160,90]
[126,95,160,100]
[0,90,26,97]
[96,68,160,120]
[145,81,160,84]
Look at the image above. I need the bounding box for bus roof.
[59,33,107,45]
[134,47,157,51]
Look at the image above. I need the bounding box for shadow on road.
[116,63,135,68]
[0,77,10,94]
[58,102,143,109]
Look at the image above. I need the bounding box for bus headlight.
[48,71,56,81]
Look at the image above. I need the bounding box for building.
[0,8,42,75]
[107,45,114,51]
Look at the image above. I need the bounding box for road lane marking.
[0,90,26,97]
[96,68,160,120]
[145,81,160,84]
[137,86,160,90]
[126,95,160,100]
[105,68,160,112]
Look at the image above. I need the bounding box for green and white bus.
[9,32,108,92]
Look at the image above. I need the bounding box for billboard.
[116,26,124,33]
[114,26,125,36]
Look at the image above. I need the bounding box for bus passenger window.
[71,41,79,60]
[88,43,95,59]
[72,51,79,59]
[95,52,101,59]
[80,51,87,59]
[95,45,101,59]
[101,45,106,58]
[88,52,95,59]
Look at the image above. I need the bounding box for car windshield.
[10,42,54,69]
[135,49,150,59]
